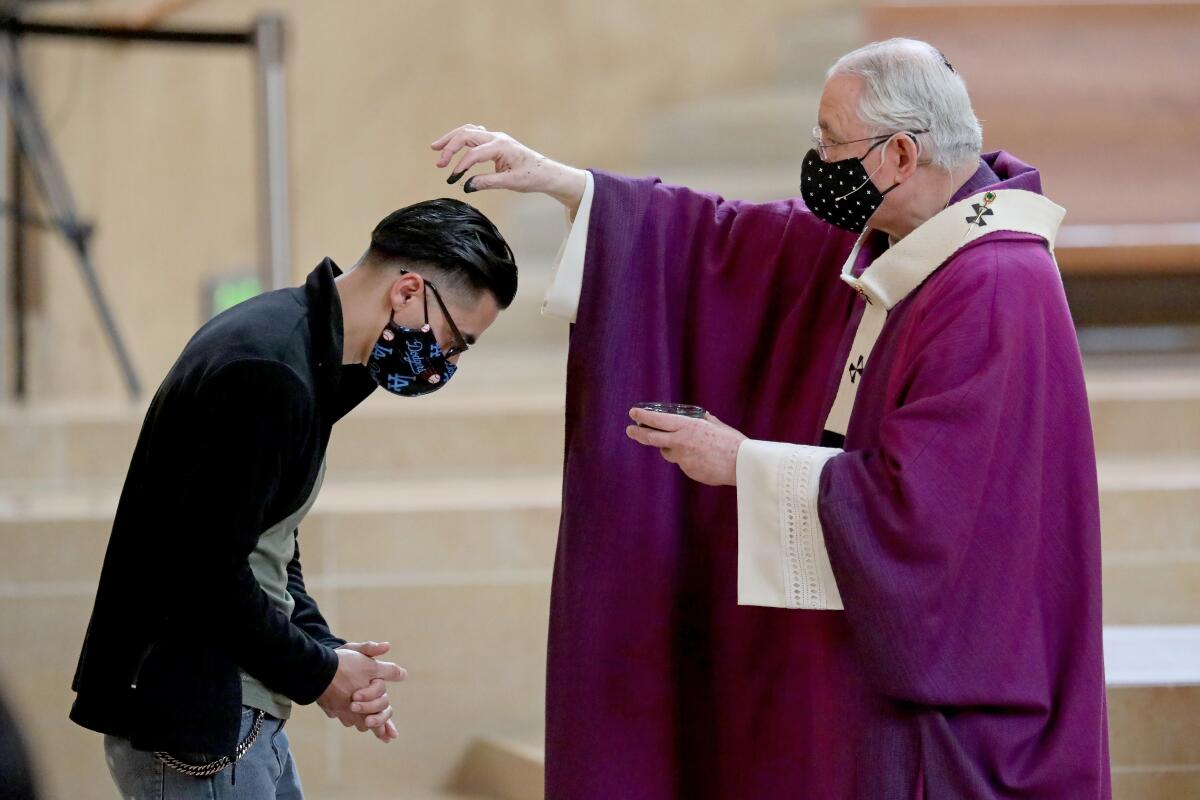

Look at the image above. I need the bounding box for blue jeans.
[104,707,303,800]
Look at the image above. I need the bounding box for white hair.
[827,38,983,170]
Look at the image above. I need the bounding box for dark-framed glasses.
[399,269,471,359]
[424,281,470,359]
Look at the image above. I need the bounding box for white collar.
[838,189,1066,310]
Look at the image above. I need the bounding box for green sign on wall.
[207,275,263,319]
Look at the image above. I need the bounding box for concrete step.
[0,346,569,488]
[5,587,1193,800]
[1,451,1193,558]
[4,453,1195,628]
[6,581,552,797]
[453,738,545,800]
[500,9,858,265]
[475,262,564,350]
[1086,354,1200,457]
[505,194,575,265]
[638,7,858,170]
[642,87,821,170]
[0,457,1192,800]
[1100,456,1200,555]
[1098,455,1200,626]
[772,6,864,88]
[3,353,1193,487]
[0,457,1196,624]
[0,475,562,591]
[1105,626,1200,799]
[0,475,558,798]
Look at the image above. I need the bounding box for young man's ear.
[388,272,424,309]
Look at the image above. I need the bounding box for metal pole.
[11,131,25,400]
[0,18,254,47]
[255,14,290,291]
[3,35,141,397]
[0,37,10,401]
[0,14,266,399]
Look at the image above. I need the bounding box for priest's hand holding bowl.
[626,405,747,487]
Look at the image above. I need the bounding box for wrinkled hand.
[626,408,747,487]
[430,124,587,214]
[317,642,403,743]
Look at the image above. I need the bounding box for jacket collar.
[303,258,346,390]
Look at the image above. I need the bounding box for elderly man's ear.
[894,134,924,180]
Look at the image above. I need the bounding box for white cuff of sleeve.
[541,170,595,323]
[736,440,845,611]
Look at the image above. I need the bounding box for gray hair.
[827,38,983,170]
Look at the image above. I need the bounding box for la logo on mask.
[367,312,457,398]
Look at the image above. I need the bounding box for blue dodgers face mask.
[367,288,459,398]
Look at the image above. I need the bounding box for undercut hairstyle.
[827,38,983,170]
[366,198,518,309]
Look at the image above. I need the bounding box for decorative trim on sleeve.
[736,440,844,611]
[541,170,596,323]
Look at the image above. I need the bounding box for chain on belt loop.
[154,709,267,777]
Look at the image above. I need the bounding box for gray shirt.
[240,460,327,718]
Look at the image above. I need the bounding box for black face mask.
[366,291,458,398]
[800,135,903,234]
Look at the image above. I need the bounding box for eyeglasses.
[809,127,929,162]
[426,281,471,359]
[400,269,471,359]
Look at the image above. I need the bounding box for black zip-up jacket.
[70,259,376,756]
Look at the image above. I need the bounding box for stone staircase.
[2,9,1198,799]
[1088,357,1200,797]
[6,350,1197,799]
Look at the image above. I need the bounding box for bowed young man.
[433,37,1108,800]
[70,198,518,798]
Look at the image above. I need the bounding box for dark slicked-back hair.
[367,198,518,309]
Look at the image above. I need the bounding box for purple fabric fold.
[547,153,1109,799]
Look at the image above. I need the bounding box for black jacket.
[70,259,377,755]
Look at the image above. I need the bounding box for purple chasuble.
[547,152,1110,799]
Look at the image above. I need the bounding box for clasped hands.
[316,641,406,743]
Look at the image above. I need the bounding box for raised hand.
[430,124,588,215]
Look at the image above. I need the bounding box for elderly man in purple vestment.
[432,38,1109,800]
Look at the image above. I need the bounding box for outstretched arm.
[431,124,588,216]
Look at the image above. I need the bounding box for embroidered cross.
[848,355,865,383]
[966,191,997,227]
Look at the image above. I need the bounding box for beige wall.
[13,0,839,402]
